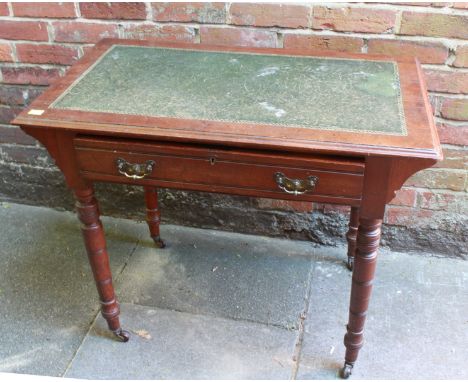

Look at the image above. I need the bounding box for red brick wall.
[0,2,467,240]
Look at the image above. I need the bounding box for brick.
[423,69,468,94]
[121,24,197,43]
[406,169,466,191]
[367,39,448,64]
[256,198,313,213]
[0,43,14,62]
[20,87,43,106]
[434,147,468,169]
[200,26,277,48]
[0,20,49,42]
[80,2,147,20]
[453,45,468,68]
[312,6,396,33]
[452,2,468,9]
[437,122,468,145]
[0,86,24,105]
[283,34,364,53]
[320,204,350,214]
[12,2,76,18]
[389,188,417,207]
[385,206,434,227]
[0,85,44,106]
[386,2,431,5]
[0,2,9,16]
[399,12,468,39]
[389,2,451,6]
[0,106,22,125]
[429,94,440,115]
[0,145,53,167]
[417,191,466,213]
[229,3,309,28]
[81,45,95,57]
[52,21,119,43]
[440,98,468,121]
[1,66,63,86]
[16,44,80,65]
[152,2,226,24]
[0,124,37,145]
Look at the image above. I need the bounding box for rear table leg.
[345,207,360,271]
[144,186,165,248]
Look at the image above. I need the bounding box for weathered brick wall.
[0,2,466,258]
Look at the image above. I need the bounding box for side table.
[13,39,442,378]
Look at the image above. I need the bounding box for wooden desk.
[13,39,442,378]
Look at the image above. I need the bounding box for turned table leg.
[144,186,165,248]
[341,217,382,378]
[75,187,130,342]
[345,207,360,271]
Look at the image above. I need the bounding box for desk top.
[14,39,441,160]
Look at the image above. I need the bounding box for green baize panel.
[52,45,406,135]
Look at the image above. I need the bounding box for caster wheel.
[340,363,353,379]
[346,257,354,271]
[152,236,166,248]
[113,328,130,342]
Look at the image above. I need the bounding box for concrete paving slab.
[0,203,143,376]
[116,225,314,329]
[296,248,468,379]
[2,202,467,380]
[65,303,298,379]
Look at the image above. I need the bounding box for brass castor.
[340,363,353,379]
[346,256,354,271]
[113,328,130,342]
[152,236,166,248]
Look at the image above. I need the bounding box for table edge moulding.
[12,38,442,379]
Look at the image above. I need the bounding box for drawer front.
[74,137,364,203]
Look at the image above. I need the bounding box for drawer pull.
[116,158,155,179]
[274,172,318,195]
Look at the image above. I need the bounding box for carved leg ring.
[341,218,382,378]
[144,186,165,248]
[345,207,360,271]
[75,188,130,342]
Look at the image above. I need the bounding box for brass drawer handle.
[274,172,318,195]
[116,158,155,179]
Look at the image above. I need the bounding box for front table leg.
[75,187,130,342]
[341,218,382,378]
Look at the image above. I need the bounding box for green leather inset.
[52,45,406,135]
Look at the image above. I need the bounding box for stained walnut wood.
[344,218,382,371]
[74,136,365,206]
[144,186,165,248]
[75,187,124,335]
[12,39,442,377]
[15,39,441,160]
[346,207,360,271]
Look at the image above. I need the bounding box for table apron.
[79,171,362,206]
[74,137,365,207]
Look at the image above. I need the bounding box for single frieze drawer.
[74,136,365,204]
